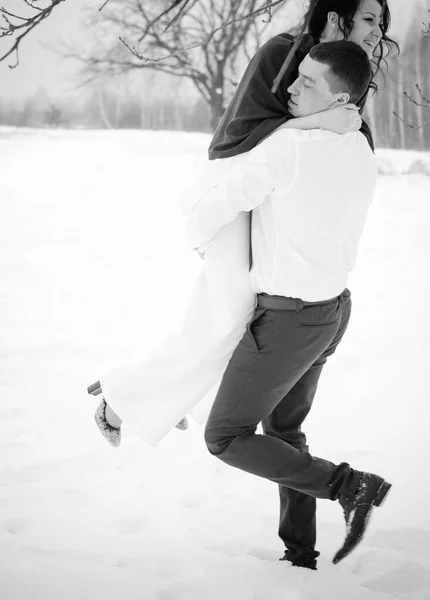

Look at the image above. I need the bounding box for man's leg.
[205,291,391,564]
[261,295,352,565]
[262,363,323,566]
[204,292,359,501]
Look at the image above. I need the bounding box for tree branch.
[205,0,283,43]
[423,11,430,38]
[0,0,66,66]
[137,0,190,37]
[164,0,197,32]
[99,0,112,11]
[403,90,430,110]
[119,35,202,64]
[23,1,43,13]
[118,0,284,71]
[414,83,430,106]
[393,111,428,130]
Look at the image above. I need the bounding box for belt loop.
[295,299,304,312]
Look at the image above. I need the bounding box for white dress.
[100,154,256,446]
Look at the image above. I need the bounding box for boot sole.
[88,380,102,396]
[373,480,392,507]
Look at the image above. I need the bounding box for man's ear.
[336,92,351,106]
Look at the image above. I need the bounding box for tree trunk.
[98,89,113,129]
[209,92,225,132]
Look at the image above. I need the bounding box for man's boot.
[279,548,319,570]
[333,472,392,564]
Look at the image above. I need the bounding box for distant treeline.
[2,81,428,150]
[0,92,213,134]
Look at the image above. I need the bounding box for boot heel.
[88,380,102,396]
[374,481,392,507]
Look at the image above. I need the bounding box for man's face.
[287,55,349,118]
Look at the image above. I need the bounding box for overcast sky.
[0,0,424,101]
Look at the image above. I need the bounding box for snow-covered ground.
[0,127,429,600]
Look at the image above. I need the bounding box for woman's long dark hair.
[306,0,400,92]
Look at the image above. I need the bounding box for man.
[187,40,391,569]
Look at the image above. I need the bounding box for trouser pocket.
[245,307,278,354]
[246,308,267,353]
[297,298,341,329]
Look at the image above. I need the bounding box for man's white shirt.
[187,126,377,302]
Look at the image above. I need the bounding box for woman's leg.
[97,213,255,445]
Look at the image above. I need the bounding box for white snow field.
[0,127,429,600]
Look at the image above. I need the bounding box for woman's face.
[332,0,384,58]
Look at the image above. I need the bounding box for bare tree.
[62,0,289,130]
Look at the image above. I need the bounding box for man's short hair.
[309,41,373,104]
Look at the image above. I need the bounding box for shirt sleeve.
[187,130,297,250]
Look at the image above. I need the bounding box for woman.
[89,0,398,447]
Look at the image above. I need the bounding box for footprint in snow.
[1,517,33,535]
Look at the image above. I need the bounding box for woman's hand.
[315,104,362,134]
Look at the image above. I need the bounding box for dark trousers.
[204,288,359,559]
